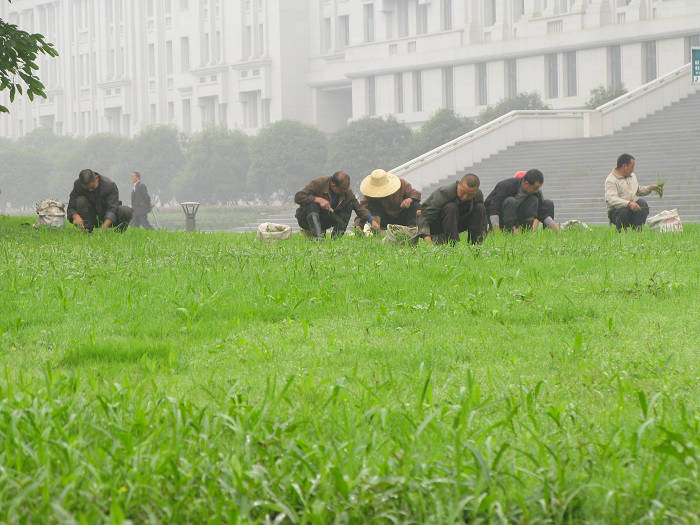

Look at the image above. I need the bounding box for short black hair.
[132,171,141,179]
[523,169,544,185]
[460,173,480,188]
[616,154,635,169]
[330,171,349,186]
[79,169,96,185]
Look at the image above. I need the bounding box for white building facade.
[1,0,700,139]
[0,0,312,138]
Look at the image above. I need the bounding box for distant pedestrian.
[416,173,486,245]
[67,169,132,232]
[294,171,378,239]
[130,171,154,229]
[485,169,559,233]
[605,154,663,231]
[354,169,421,230]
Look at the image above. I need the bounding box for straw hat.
[360,169,401,198]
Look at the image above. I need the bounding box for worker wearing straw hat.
[354,169,421,230]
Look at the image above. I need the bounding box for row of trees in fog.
[0,88,624,208]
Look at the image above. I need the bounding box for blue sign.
[693,47,700,84]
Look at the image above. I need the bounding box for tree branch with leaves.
[0,1,58,113]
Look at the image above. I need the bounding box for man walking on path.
[416,173,486,245]
[295,171,379,239]
[130,171,154,229]
[485,169,559,233]
[67,169,132,232]
[605,154,663,231]
[354,169,421,230]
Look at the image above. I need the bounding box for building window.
[150,104,157,124]
[256,24,264,57]
[148,44,156,78]
[394,73,404,113]
[242,26,251,59]
[322,18,331,52]
[397,1,408,38]
[201,33,210,64]
[514,0,525,19]
[337,15,350,49]
[476,63,487,106]
[367,76,376,116]
[546,53,558,98]
[181,37,190,71]
[642,40,657,83]
[413,71,423,112]
[607,45,622,89]
[442,66,454,110]
[180,0,189,10]
[168,101,175,123]
[564,51,577,97]
[484,0,496,26]
[505,59,517,99]
[147,0,155,17]
[182,99,191,133]
[416,5,428,35]
[442,0,452,30]
[166,41,174,76]
[685,35,700,63]
[363,4,375,43]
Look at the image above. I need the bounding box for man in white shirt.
[604,154,662,231]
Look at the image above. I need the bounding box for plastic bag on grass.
[256,222,292,242]
[383,224,420,245]
[34,199,66,228]
[648,209,683,233]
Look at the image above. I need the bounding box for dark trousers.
[431,202,486,244]
[608,198,649,231]
[69,196,133,232]
[367,200,419,229]
[295,202,351,237]
[501,195,555,229]
[132,213,154,229]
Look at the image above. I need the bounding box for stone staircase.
[424,91,700,224]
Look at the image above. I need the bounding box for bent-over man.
[354,169,421,230]
[416,173,486,245]
[605,153,663,231]
[485,169,559,233]
[67,169,132,232]
[130,171,154,229]
[295,171,378,239]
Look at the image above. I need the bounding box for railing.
[393,63,697,190]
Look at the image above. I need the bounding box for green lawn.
[1,215,698,523]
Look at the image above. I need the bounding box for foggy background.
[1,0,699,213]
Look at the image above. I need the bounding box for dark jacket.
[67,174,122,224]
[416,181,484,237]
[295,176,371,222]
[355,178,421,227]
[485,177,546,217]
[131,181,152,215]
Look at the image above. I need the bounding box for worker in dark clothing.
[295,171,378,239]
[485,169,559,233]
[67,169,132,232]
[416,173,486,245]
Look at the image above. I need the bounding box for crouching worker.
[605,153,663,231]
[67,169,132,232]
[294,171,378,239]
[354,169,421,230]
[485,169,559,233]
[416,173,486,245]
